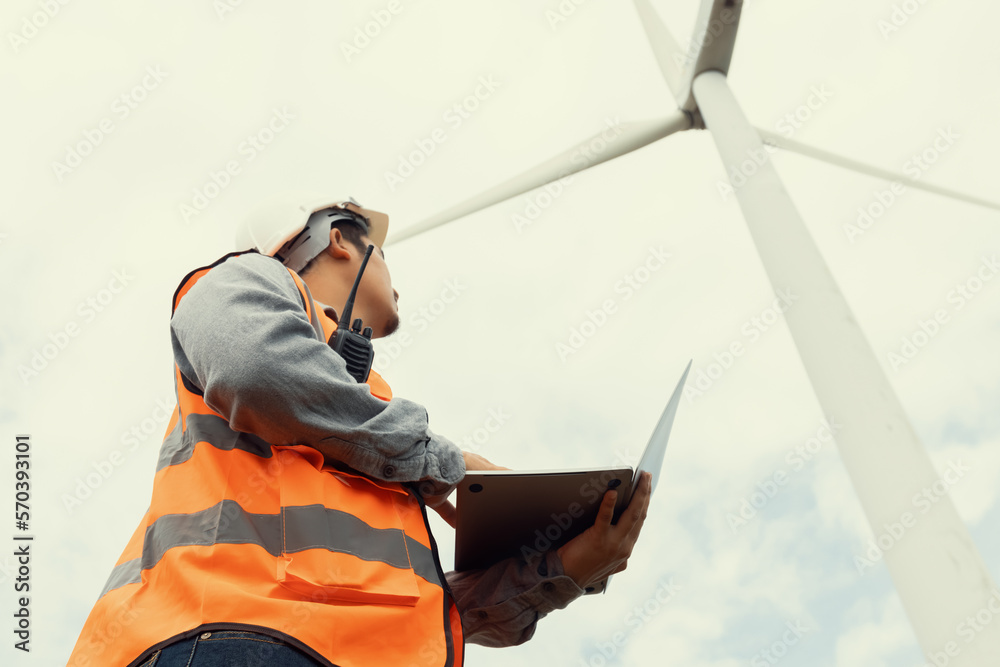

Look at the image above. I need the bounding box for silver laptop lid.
[631,360,692,497]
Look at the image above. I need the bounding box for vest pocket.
[276,468,422,606]
[277,545,421,606]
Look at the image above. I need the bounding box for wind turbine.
[387,1,1000,663]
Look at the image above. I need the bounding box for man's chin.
[378,313,401,339]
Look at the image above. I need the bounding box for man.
[67,195,651,666]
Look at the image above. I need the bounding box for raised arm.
[169,252,464,493]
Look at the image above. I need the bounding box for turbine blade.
[631,0,686,101]
[387,112,692,245]
[757,128,1000,212]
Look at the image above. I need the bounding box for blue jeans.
[138,630,324,666]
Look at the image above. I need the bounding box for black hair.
[299,217,369,276]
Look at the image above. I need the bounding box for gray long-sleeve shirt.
[169,251,583,647]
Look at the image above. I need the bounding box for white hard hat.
[235,192,389,270]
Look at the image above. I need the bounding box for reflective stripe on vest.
[67,252,463,667]
[99,499,445,599]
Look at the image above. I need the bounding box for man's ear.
[326,228,353,260]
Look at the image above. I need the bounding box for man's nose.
[393,289,399,303]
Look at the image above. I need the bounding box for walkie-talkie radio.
[329,244,376,383]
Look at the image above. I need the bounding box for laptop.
[454,360,692,593]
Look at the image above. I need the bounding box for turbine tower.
[388,1,1000,663]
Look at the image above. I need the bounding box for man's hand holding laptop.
[557,471,652,589]
[429,448,653,591]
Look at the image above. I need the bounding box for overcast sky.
[2,1,999,665]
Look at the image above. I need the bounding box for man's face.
[352,239,400,338]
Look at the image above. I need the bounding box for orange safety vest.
[67,252,465,667]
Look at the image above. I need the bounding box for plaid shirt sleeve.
[446,550,585,647]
